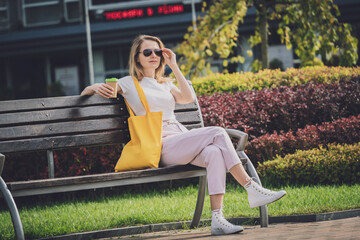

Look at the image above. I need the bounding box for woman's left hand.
[162,48,177,68]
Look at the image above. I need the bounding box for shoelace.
[245,177,275,196]
[216,213,232,228]
[213,210,233,228]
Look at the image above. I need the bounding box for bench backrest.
[0,91,203,154]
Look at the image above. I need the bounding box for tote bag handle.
[124,77,151,117]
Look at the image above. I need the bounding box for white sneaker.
[211,209,243,235]
[245,178,287,208]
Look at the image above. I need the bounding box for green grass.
[1,184,360,239]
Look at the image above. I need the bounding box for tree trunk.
[259,2,269,69]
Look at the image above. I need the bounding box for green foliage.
[257,142,360,186]
[192,66,360,95]
[1,184,360,239]
[175,0,248,78]
[176,0,358,77]
[275,0,358,67]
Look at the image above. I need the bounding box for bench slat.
[0,122,202,153]
[0,105,127,127]
[0,95,119,114]
[0,96,198,114]
[174,111,201,123]
[0,130,129,153]
[8,165,205,191]
[174,102,198,111]
[0,114,200,141]
[0,103,199,127]
[9,168,207,197]
[184,123,204,130]
[0,117,128,141]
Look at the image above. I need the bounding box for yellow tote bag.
[115,77,163,172]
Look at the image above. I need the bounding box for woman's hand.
[93,83,115,98]
[162,48,195,104]
[81,83,115,98]
[162,48,177,69]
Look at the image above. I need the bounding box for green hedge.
[257,142,360,186]
[192,66,360,95]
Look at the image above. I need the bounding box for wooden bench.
[0,85,268,240]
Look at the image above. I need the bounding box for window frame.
[22,0,61,27]
[64,0,80,23]
[0,0,10,30]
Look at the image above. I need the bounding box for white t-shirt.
[117,76,177,121]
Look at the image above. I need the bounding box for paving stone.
[107,216,360,240]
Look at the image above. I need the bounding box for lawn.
[1,183,360,239]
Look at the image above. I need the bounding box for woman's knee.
[201,145,226,169]
[206,126,227,137]
[201,144,221,158]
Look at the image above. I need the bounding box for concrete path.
[113,216,360,240]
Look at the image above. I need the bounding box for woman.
[81,35,286,235]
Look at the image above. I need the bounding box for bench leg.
[0,177,25,240]
[47,150,55,179]
[190,175,206,228]
[244,154,269,227]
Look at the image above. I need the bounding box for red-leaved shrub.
[198,80,360,139]
[245,114,360,165]
[2,144,122,181]
[47,144,123,178]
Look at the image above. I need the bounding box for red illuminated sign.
[104,4,184,21]
[158,4,183,15]
[104,9,143,20]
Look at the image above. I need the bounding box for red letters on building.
[104,9,144,20]
[104,4,184,21]
[147,7,154,16]
[158,4,184,15]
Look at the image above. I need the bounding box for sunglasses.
[139,49,163,57]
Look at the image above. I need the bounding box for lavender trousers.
[160,123,241,195]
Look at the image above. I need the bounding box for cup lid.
[106,78,117,82]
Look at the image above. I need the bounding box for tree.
[175,0,358,78]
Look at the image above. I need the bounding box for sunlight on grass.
[1,184,359,239]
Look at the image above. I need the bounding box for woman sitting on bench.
[81,35,286,236]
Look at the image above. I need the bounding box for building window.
[104,49,129,79]
[22,0,61,27]
[0,0,9,30]
[64,0,80,23]
[93,49,129,83]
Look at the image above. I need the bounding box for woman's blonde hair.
[129,35,170,83]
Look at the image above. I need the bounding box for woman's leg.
[229,163,250,186]
[162,126,241,195]
[210,194,224,211]
[161,125,286,234]
[162,126,244,235]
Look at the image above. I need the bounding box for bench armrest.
[225,128,268,227]
[224,129,248,151]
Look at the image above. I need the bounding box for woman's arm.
[81,83,122,98]
[162,48,195,104]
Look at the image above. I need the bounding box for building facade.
[0,0,359,100]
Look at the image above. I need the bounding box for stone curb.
[39,208,360,240]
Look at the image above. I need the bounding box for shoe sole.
[250,192,287,208]
[211,228,244,235]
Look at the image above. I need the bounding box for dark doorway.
[11,58,46,100]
